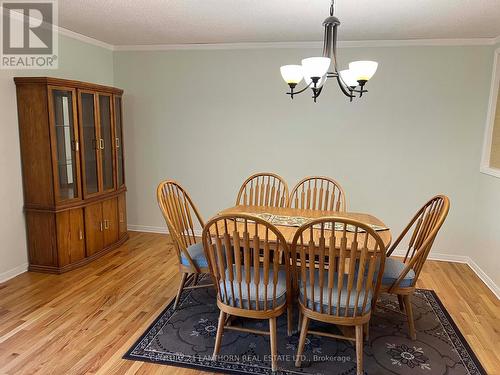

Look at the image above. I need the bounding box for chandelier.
[280,0,378,103]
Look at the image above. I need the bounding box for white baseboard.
[389,250,499,299]
[128,224,168,234]
[466,257,500,300]
[128,224,203,236]
[0,263,28,284]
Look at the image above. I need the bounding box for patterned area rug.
[124,278,486,375]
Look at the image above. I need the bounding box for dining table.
[218,205,392,249]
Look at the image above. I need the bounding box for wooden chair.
[291,217,386,375]
[157,180,213,309]
[289,176,346,211]
[379,195,450,340]
[202,213,292,372]
[236,172,289,208]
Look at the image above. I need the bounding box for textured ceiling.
[58,0,500,45]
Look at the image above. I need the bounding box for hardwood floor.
[0,231,498,374]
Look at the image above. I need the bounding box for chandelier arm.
[286,81,313,96]
[335,74,355,98]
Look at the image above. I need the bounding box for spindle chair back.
[236,172,289,208]
[202,213,292,371]
[157,180,212,309]
[289,176,346,211]
[291,217,386,374]
[380,195,450,340]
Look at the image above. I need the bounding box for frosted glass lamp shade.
[348,61,378,81]
[339,69,358,87]
[280,65,303,84]
[301,57,331,79]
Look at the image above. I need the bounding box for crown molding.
[56,26,114,51]
[113,37,500,51]
[5,8,115,51]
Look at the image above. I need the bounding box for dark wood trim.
[28,233,129,274]
[14,77,123,95]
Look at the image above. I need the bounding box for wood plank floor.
[0,231,498,375]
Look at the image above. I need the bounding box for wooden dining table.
[218,205,392,249]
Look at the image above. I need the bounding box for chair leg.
[363,322,370,342]
[397,294,405,311]
[295,315,310,368]
[355,325,364,375]
[212,310,226,359]
[287,305,293,336]
[269,317,278,372]
[173,272,188,310]
[403,294,417,340]
[297,310,302,332]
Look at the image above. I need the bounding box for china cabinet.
[15,77,128,273]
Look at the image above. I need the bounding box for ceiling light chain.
[280,0,378,103]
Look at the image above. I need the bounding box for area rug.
[124,278,486,375]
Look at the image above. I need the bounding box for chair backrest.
[291,217,386,318]
[289,176,346,211]
[157,180,204,267]
[202,213,290,311]
[387,195,450,288]
[236,173,289,208]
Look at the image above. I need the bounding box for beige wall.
[2,37,498,294]
[0,35,114,281]
[113,45,493,278]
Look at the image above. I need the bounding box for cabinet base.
[28,233,129,274]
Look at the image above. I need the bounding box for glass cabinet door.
[114,96,125,187]
[98,94,115,192]
[79,92,99,196]
[50,88,80,202]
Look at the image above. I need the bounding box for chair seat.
[382,257,415,288]
[219,266,287,310]
[299,271,372,316]
[180,242,208,268]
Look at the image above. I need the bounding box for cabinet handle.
[115,137,120,149]
[99,139,105,150]
[72,140,79,151]
[100,221,103,231]
[79,229,83,240]
[104,219,109,230]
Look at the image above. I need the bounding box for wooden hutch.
[15,77,128,273]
